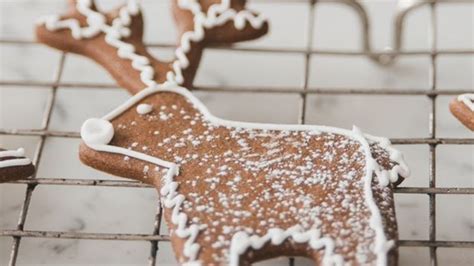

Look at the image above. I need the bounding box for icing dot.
[81,118,114,145]
[136,104,153,115]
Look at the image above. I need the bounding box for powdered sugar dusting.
[95,88,406,265]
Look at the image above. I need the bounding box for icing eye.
[136,103,153,115]
[81,118,114,145]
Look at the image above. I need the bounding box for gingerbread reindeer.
[36,0,269,94]
[79,82,409,265]
[38,0,410,264]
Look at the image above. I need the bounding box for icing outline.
[81,83,410,265]
[38,0,267,87]
[168,0,267,84]
[0,148,32,169]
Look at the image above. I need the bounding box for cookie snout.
[81,118,114,146]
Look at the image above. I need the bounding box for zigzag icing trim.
[230,226,343,265]
[38,0,158,87]
[168,0,267,84]
[38,0,267,87]
[80,83,410,265]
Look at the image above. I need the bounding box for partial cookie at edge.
[450,94,474,131]
[0,148,35,183]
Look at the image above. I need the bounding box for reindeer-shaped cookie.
[0,148,35,183]
[79,83,409,265]
[36,0,268,94]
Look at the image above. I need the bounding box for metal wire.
[428,3,438,265]
[1,0,473,265]
[6,52,66,266]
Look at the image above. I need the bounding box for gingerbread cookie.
[36,0,268,94]
[79,83,409,265]
[0,148,35,183]
[450,94,474,131]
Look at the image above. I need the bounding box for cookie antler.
[36,0,268,94]
[79,84,409,265]
[168,0,268,84]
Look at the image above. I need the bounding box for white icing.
[230,226,343,265]
[81,118,115,145]
[0,148,25,158]
[136,103,153,115]
[364,133,410,186]
[39,0,266,87]
[81,83,410,266]
[39,0,158,88]
[168,0,266,84]
[457,93,474,112]
[0,148,32,169]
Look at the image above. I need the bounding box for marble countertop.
[0,0,473,265]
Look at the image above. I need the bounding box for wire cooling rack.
[0,0,473,265]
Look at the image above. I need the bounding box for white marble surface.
[0,0,473,265]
